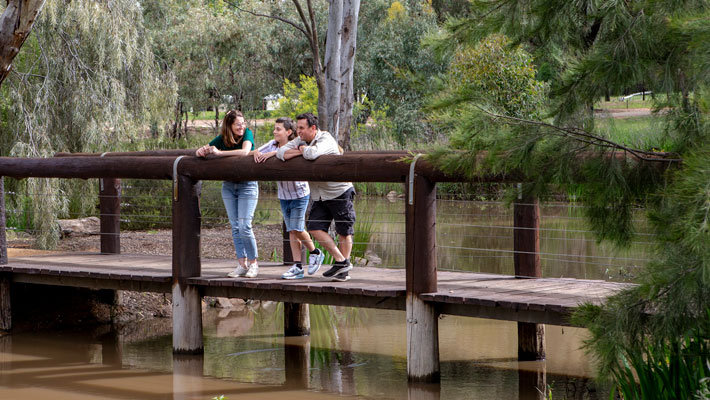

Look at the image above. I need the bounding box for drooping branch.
[0,0,47,87]
[473,105,683,163]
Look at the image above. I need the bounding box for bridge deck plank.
[2,252,632,327]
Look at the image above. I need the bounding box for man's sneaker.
[331,272,351,282]
[307,252,325,275]
[227,264,248,278]
[282,265,304,280]
[245,262,259,278]
[322,260,352,278]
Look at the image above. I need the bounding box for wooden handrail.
[0,153,506,183]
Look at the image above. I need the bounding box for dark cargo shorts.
[307,188,356,236]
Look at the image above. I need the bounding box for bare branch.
[291,0,314,41]
[223,1,309,38]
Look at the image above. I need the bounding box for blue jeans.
[221,181,259,260]
[280,195,310,232]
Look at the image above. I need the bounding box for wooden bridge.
[0,150,633,384]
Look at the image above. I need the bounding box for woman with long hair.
[196,110,260,278]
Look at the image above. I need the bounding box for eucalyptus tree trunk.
[0,0,46,86]
[324,0,343,142]
[337,0,359,150]
[322,0,359,149]
[250,1,359,141]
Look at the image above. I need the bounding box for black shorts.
[307,188,356,236]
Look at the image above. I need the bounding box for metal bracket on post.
[172,155,187,201]
[99,152,109,191]
[408,153,423,205]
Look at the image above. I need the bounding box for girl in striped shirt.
[253,117,324,279]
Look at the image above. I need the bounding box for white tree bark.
[337,0,359,150]
[324,0,343,141]
[0,0,46,86]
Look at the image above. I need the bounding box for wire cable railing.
[1,178,653,283]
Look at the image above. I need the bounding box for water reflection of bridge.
[0,150,633,397]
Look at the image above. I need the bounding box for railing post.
[0,177,6,266]
[282,220,293,264]
[99,177,121,254]
[172,174,203,354]
[0,176,10,332]
[405,172,439,382]
[514,191,545,361]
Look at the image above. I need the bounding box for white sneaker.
[245,262,259,278]
[307,252,325,275]
[228,264,248,278]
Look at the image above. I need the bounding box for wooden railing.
[0,150,541,382]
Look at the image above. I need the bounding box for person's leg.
[222,182,247,277]
[309,230,345,262]
[323,188,356,279]
[288,231,302,262]
[287,195,314,253]
[337,234,353,260]
[282,198,310,261]
[236,181,259,277]
[292,230,315,252]
[331,188,356,261]
[222,182,245,260]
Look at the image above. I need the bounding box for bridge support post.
[284,302,310,337]
[172,174,203,354]
[284,336,310,389]
[99,177,121,254]
[0,176,11,332]
[514,192,545,361]
[173,354,204,400]
[406,173,439,382]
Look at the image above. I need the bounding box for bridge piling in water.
[406,173,440,382]
[0,176,10,331]
[171,174,203,354]
[514,193,546,361]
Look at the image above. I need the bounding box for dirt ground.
[48,224,286,261]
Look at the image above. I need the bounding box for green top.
[209,128,255,151]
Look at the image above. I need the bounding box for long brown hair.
[220,109,244,147]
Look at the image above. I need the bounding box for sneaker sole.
[323,264,353,277]
[282,275,304,280]
[331,275,351,282]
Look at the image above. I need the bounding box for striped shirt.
[258,140,310,200]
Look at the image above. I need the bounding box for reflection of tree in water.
[309,305,367,395]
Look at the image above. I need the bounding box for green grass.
[595,93,666,110]
[595,116,670,151]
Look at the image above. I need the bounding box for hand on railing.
[196,145,220,158]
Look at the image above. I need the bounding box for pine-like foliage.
[428,1,710,396]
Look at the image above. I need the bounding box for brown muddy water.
[0,305,609,400]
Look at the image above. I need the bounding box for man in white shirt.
[276,113,355,281]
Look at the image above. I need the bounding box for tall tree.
[233,0,360,148]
